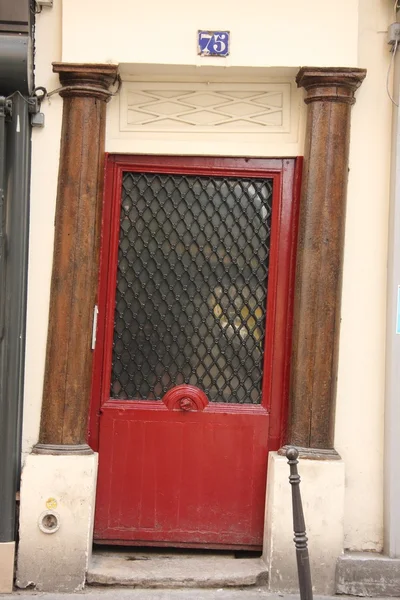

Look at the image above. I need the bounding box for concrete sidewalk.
[0,592,390,600]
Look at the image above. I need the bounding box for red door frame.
[88,155,302,453]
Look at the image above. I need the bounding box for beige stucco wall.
[23,0,392,556]
[22,0,62,456]
[335,0,392,552]
[61,0,359,68]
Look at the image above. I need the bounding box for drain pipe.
[0,93,31,545]
[0,98,10,343]
[0,95,13,543]
[385,20,400,558]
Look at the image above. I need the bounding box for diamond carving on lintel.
[185,93,228,107]
[121,82,292,134]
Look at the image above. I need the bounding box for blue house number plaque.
[198,31,230,57]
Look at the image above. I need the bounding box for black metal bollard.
[286,446,313,600]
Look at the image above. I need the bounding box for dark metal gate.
[112,172,273,404]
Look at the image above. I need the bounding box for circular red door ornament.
[162,385,209,412]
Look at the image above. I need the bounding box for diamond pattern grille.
[111,172,273,403]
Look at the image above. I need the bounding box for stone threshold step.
[87,549,268,589]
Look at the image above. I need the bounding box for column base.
[33,442,93,455]
[16,452,98,592]
[0,542,15,593]
[262,451,345,594]
[278,444,341,460]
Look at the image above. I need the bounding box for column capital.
[296,66,367,104]
[52,62,119,101]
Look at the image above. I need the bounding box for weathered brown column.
[34,63,118,454]
[287,67,366,455]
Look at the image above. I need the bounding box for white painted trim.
[384,46,400,558]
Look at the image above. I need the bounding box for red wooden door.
[89,156,301,549]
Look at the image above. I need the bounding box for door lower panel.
[94,402,269,549]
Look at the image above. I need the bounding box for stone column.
[264,67,366,595]
[287,67,366,455]
[17,63,118,593]
[34,63,118,454]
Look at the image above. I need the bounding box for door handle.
[179,398,194,411]
[162,385,209,412]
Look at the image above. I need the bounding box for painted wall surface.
[61,0,359,68]
[335,0,392,552]
[23,0,391,557]
[21,0,62,456]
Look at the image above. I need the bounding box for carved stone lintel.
[38,63,119,449]
[33,443,93,456]
[278,445,341,461]
[288,67,366,451]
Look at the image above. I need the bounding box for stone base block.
[0,542,15,592]
[16,452,98,592]
[336,552,400,596]
[263,451,345,595]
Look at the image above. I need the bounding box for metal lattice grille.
[111,172,273,403]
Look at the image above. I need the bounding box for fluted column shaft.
[36,63,118,454]
[288,67,366,453]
